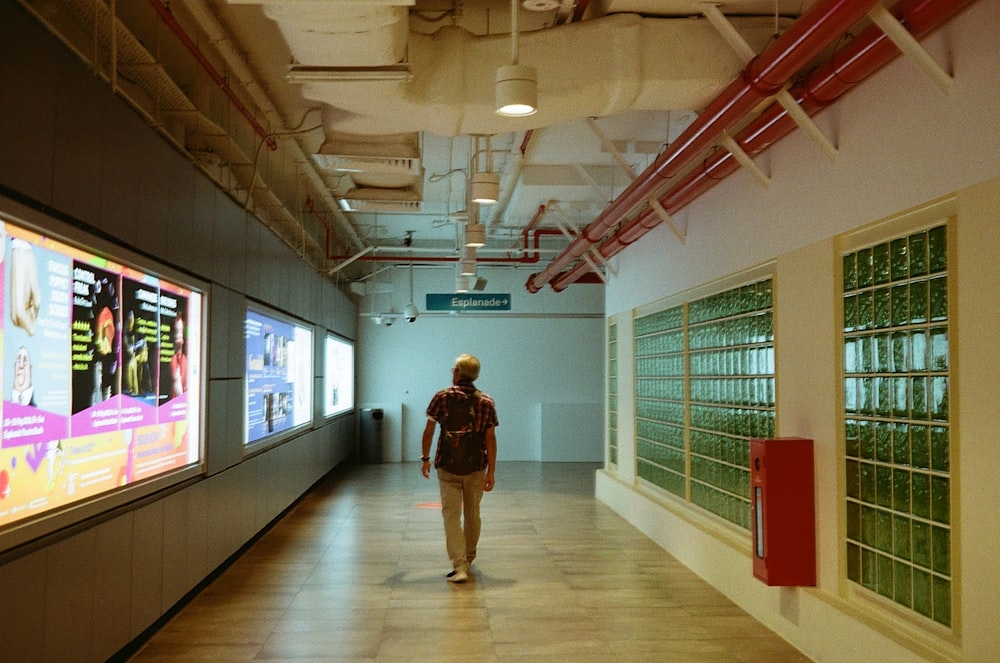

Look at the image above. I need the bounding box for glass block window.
[635,306,686,498]
[633,278,774,529]
[608,322,618,466]
[687,281,774,529]
[843,224,952,628]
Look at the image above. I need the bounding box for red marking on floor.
[416,502,442,509]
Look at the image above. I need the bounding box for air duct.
[289,14,785,137]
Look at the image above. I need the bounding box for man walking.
[420,354,498,583]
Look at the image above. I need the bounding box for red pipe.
[147,0,278,151]
[520,130,535,157]
[570,0,590,24]
[550,0,975,290]
[519,204,547,240]
[526,0,882,293]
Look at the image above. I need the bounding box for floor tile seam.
[259,561,373,642]
[371,628,500,660]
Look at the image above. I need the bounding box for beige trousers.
[437,467,485,571]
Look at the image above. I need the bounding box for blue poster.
[244,308,312,444]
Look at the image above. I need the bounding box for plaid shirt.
[426,380,499,432]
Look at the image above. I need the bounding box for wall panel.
[0,4,358,662]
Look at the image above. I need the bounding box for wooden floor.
[125,462,811,662]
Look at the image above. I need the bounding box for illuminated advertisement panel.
[244,306,313,444]
[0,214,203,531]
[324,333,354,418]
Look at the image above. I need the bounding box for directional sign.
[426,293,512,311]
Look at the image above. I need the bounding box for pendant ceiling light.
[496,0,537,117]
[464,222,486,247]
[459,246,478,276]
[470,171,500,204]
[459,259,477,277]
[403,262,419,322]
[471,135,500,204]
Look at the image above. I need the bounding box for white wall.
[607,1,1000,316]
[600,3,1000,662]
[357,264,605,462]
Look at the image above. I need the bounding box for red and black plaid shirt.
[426,380,499,432]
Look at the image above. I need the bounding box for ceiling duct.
[257,0,409,67]
[281,13,786,137]
[313,154,423,191]
[338,192,423,213]
[312,155,421,176]
[316,131,423,203]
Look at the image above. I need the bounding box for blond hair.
[454,354,480,381]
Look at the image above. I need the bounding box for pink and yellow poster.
[0,212,202,530]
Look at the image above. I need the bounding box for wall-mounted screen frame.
[323,332,354,418]
[244,303,314,446]
[0,193,205,553]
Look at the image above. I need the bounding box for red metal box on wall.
[750,437,816,586]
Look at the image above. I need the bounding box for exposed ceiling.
[23,0,858,293]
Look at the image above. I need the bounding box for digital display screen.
[0,215,203,531]
[244,306,313,444]
[323,333,354,418]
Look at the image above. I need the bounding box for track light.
[455,274,470,293]
[470,171,500,204]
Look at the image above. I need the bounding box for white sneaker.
[447,567,469,583]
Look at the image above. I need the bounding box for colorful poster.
[120,275,160,427]
[0,421,193,525]
[70,261,122,435]
[0,211,202,530]
[324,334,354,417]
[245,307,313,444]
[3,227,72,449]
[157,290,190,423]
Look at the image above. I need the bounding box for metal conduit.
[525,0,886,293]
[548,0,975,291]
[326,229,566,266]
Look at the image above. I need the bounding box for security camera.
[383,317,394,327]
[403,303,419,323]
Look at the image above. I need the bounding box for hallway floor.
[126,462,811,662]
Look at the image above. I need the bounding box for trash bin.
[360,408,384,463]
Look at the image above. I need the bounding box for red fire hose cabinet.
[750,437,816,586]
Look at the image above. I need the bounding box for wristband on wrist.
[421,456,430,462]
